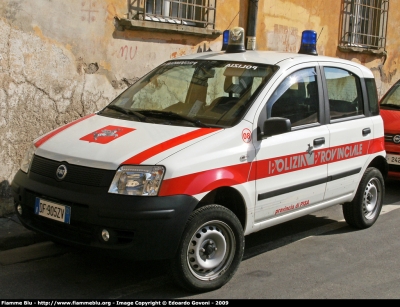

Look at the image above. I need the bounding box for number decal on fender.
[242,128,251,143]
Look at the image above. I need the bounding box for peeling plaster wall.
[0,18,118,202]
[0,0,238,212]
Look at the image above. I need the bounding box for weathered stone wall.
[0,16,120,214]
[0,0,233,214]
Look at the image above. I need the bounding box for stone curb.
[0,213,48,252]
[0,197,14,217]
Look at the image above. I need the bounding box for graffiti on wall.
[120,45,138,60]
[267,24,299,52]
[170,43,212,59]
[81,0,99,23]
[116,45,157,63]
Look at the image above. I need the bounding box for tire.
[342,167,384,229]
[170,205,244,292]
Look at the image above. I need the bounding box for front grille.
[30,155,115,187]
[385,134,400,144]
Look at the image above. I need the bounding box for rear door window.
[323,67,364,120]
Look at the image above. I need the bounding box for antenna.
[317,27,324,42]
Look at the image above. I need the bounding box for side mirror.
[258,117,291,140]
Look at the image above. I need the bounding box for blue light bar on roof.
[298,30,318,55]
[221,30,229,51]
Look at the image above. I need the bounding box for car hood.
[33,114,221,170]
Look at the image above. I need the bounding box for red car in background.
[380,79,400,179]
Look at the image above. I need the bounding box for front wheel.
[170,205,244,292]
[342,167,384,229]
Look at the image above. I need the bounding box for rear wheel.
[170,205,244,292]
[342,167,384,229]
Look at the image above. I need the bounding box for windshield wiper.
[140,110,209,127]
[105,105,147,121]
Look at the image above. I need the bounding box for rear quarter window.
[365,78,379,116]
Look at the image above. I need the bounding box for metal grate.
[339,0,388,50]
[30,155,115,187]
[127,0,216,28]
[385,133,399,144]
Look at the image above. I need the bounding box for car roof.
[172,50,374,78]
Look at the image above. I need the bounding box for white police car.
[11,27,387,292]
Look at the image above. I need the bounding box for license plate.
[386,154,400,166]
[34,198,71,224]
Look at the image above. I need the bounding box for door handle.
[362,128,371,136]
[314,137,325,146]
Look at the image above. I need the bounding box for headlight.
[20,144,36,173]
[108,165,165,196]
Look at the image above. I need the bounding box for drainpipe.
[246,0,259,50]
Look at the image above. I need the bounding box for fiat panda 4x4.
[11,28,387,292]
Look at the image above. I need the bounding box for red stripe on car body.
[35,114,96,148]
[159,163,251,196]
[256,140,370,178]
[367,136,385,154]
[122,128,221,165]
[159,138,384,196]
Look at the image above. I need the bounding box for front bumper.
[385,145,400,179]
[11,169,198,260]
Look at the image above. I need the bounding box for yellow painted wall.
[252,0,397,97]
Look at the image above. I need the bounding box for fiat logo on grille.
[393,135,400,144]
[56,165,68,180]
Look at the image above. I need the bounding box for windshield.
[380,81,400,110]
[99,60,277,128]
